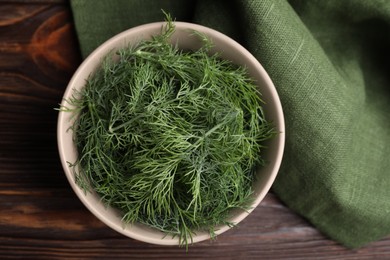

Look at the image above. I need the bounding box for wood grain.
[0,2,389,259]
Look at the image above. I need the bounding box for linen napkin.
[70,0,390,248]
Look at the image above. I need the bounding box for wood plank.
[0,1,81,196]
[0,0,65,4]
[0,193,389,258]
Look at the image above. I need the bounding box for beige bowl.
[57,22,285,245]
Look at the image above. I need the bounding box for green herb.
[63,15,274,247]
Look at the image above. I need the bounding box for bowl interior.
[57,22,285,245]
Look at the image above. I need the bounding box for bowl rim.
[57,21,285,245]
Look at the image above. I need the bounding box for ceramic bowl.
[57,22,285,245]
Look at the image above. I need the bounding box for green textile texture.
[70,0,390,248]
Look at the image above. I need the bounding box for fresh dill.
[63,16,275,247]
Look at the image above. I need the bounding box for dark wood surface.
[1,1,389,259]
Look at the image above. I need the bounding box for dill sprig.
[63,17,274,247]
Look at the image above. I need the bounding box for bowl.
[57,21,285,245]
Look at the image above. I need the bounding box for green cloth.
[70,0,390,248]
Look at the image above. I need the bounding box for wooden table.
[1,1,389,258]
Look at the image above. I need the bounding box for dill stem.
[108,114,144,133]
